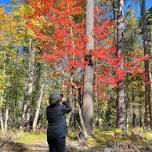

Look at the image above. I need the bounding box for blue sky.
[0,0,10,4]
[1,0,152,7]
[146,0,152,8]
[0,0,152,6]
[124,0,152,17]
[0,0,152,16]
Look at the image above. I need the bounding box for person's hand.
[62,101,70,106]
[62,97,67,102]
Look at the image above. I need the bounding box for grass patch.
[87,128,116,147]
[85,128,152,147]
[16,131,46,144]
[67,130,78,141]
[1,128,152,147]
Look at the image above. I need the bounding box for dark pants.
[47,137,66,152]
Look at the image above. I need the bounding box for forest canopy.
[0,0,152,151]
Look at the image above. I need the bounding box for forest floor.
[1,128,152,152]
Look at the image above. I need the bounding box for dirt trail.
[1,139,152,152]
[25,140,89,152]
[0,140,90,152]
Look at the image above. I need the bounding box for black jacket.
[46,102,71,139]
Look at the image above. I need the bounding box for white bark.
[4,106,9,132]
[21,38,35,129]
[32,82,45,131]
[0,110,4,133]
[0,48,6,132]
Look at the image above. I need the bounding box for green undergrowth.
[1,128,152,147]
[68,128,152,148]
[15,131,46,144]
[89,128,152,147]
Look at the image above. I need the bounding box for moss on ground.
[87,128,152,147]
[1,128,152,151]
[15,131,46,144]
[67,128,152,148]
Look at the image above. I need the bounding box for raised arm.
[61,101,72,114]
[46,107,49,120]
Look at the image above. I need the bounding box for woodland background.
[0,0,152,151]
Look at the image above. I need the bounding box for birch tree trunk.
[32,82,45,131]
[0,110,4,133]
[32,64,46,131]
[0,49,6,132]
[141,0,152,129]
[21,38,35,129]
[82,0,94,135]
[116,0,127,130]
[4,105,9,132]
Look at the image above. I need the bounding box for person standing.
[46,91,71,152]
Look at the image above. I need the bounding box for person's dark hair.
[49,91,61,105]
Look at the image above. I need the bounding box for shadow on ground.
[0,138,28,152]
[1,137,152,152]
[0,138,93,152]
[0,138,87,152]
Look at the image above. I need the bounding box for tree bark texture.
[116,0,127,130]
[82,0,94,134]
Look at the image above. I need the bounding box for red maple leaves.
[26,0,148,100]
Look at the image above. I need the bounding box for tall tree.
[116,0,127,130]
[0,7,26,131]
[32,63,46,131]
[141,0,152,129]
[82,0,94,134]
[21,39,36,129]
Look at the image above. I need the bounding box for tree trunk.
[139,99,143,127]
[0,110,4,133]
[116,0,127,130]
[0,48,5,132]
[32,82,45,131]
[4,105,9,132]
[141,0,152,129]
[32,63,47,131]
[132,88,136,127]
[78,104,88,139]
[21,38,35,129]
[95,72,99,127]
[82,0,94,135]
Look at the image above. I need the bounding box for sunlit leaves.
[26,0,148,100]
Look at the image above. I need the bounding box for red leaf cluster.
[27,0,146,99]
